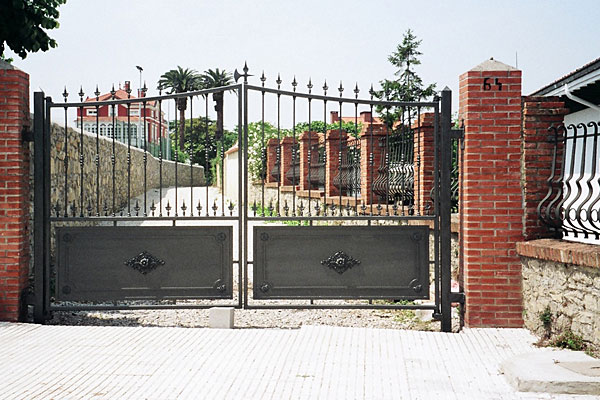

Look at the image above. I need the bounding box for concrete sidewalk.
[0,322,596,399]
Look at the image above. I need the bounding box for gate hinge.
[449,292,465,304]
[450,128,464,141]
[22,126,34,142]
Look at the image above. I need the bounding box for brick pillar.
[521,97,569,240]
[413,112,435,215]
[265,138,279,183]
[325,129,347,197]
[359,123,386,204]
[459,58,524,328]
[279,136,297,186]
[0,62,30,321]
[299,130,319,191]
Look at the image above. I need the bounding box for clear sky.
[7,0,600,128]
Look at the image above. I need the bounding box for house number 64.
[483,77,502,91]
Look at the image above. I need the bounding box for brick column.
[299,130,319,191]
[265,138,279,184]
[459,58,524,328]
[359,123,386,205]
[521,97,569,240]
[413,112,435,215]
[325,129,347,197]
[0,62,30,321]
[279,136,297,186]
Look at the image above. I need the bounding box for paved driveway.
[0,322,596,399]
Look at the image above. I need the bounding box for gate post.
[440,88,453,332]
[325,129,348,198]
[413,112,435,215]
[459,58,524,327]
[0,63,31,321]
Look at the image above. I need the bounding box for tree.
[201,68,234,141]
[0,0,66,59]
[374,29,436,129]
[157,67,202,151]
[171,117,237,185]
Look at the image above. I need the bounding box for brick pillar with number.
[265,138,279,184]
[413,112,435,215]
[0,62,31,321]
[459,58,524,328]
[325,129,348,198]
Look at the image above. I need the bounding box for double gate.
[33,66,456,331]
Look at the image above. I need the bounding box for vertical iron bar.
[127,96,131,216]
[385,106,390,215]
[111,93,116,217]
[43,97,52,319]
[95,98,100,215]
[276,77,281,217]
[221,93,225,216]
[323,82,328,216]
[63,103,69,217]
[433,97,440,318]
[242,84,248,308]
[354,94,359,215]
[307,80,312,216]
[205,96,209,216]
[143,99,147,216]
[79,103,84,217]
[338,94,343,215]
[189,96,194,216]
[261,77,266,217]
[158,98,163,216]
[369,91,374,219]
[292,83,297,217]
[416,107,421,216]
[174,98,178,217]
[440,88,452,333]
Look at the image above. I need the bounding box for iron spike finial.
[323,80,328,94]
[307,78,313,93]
[94,85,100,99]
[142,81,147,93]
[243,61,248,74]
[292,76,297,91]
[338,81,344,96]
[234,62,252,84]
[78,86,84,101]
[62,87,68,102]
[369,83,375,98]
[110,84,116,99]
[260,70,266,86]
[354,82,359,98]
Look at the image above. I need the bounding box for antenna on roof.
[515,51,518,69]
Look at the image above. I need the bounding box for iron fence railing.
[307,144,325,190]
[538,122,600,241]
[373,132,414,208]
[332,138,361,197]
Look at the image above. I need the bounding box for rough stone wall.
[49,124,204,215]
[522,256,600,348]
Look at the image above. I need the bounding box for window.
[130,108,140,116]
[107,124,113,139]
[109,105,119,117]
[90,124,97,134]
[99,124,106,136]
[86,108,97,116]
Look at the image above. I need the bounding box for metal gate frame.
[32,67,457,332]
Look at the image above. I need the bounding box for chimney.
[360,111,372,122]
[330,111,339,123]
[124,81,131,92]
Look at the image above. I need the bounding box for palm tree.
[201,68,233,140]
[157,66,202,151]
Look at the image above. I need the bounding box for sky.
[7,0,600,129]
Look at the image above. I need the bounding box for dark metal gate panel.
[56,226,232,301]
[253,225,429,299]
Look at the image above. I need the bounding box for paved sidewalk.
[0,323,597,399]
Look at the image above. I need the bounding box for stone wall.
[518,239,600,348]
[49,124,204,215]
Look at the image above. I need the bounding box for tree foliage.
[374,29,436,128]
[170,117,237,185]
[201,68,234,140]
[0,0,67,59]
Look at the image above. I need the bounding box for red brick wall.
[325,129,347,197]
[521,96,568,240]
[459,59,524,328]
[0,65,30,321]
[265,138,279,184]
[413,113,435,215]
[299,131,319,191]
[359,124,386,205]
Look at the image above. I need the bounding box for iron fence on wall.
[538,122,600,242]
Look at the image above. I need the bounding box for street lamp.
[136,66,143,147]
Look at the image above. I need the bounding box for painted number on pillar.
[483,77,502,91]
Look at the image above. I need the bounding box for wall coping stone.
[516,239,600,269]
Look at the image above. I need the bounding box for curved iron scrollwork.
[124,251,165,275]
[321,250,360,274]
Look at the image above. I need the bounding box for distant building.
[75,81,171,160]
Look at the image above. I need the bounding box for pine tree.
[375,29,436,128]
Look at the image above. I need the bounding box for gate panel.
[56,226,232,301]
[253,226,429,299]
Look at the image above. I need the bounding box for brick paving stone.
[0,322,598,399]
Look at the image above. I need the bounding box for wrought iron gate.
[33,65,456,332]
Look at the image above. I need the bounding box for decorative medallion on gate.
[124,251,165,275]
[320,251,361,274]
